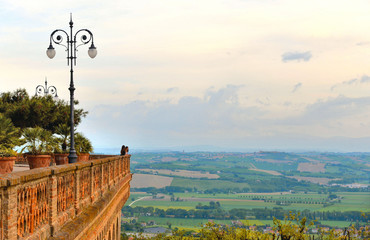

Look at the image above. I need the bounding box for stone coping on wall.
[15,154,120,163]
[0,155,130,187]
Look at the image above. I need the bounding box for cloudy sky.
[1,0,370,152]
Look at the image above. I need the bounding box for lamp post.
[46,14,97,163]
[35,77,58,98]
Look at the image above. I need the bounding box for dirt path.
[249,163,282,176]
[129,196,151,206]
[186,197,265,202]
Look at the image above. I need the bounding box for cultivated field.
[297,162,326,173]
[126,151,370,232]
[137,169,220,179]
[131,174,173,188]
[255,158,292,164]
[170,178,250,191]
[161,157,178,162]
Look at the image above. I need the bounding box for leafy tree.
[0,89,87,133]
[272,213,311,240]
[328,194,338,200]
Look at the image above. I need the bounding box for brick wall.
[0,155,131,240]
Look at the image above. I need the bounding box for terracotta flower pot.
[78,153,90,162]
[26,155,51,169]
[54,153,69,165]
[0,156,16,174]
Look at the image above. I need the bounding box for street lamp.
[46,14,97,163]
[35,77,58,98]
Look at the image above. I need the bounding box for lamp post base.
[68,151,78,163]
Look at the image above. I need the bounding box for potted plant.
[0,114,24,173]
[53,123,70,165]
[74,133,93,162]
[22,127,57,169]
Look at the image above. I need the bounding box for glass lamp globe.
[88,43,97,58]
[46,45,56,59]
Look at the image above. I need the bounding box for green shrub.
[0,114,24,157]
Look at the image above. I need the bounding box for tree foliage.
[54,123,71,153]
[22,127,58,155]
[0,114,24,156]
[122,205,369,223]
[74,132,93,154]
[0,89,87,133]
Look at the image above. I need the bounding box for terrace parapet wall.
[16,154,118,164]
[0,155,131,240]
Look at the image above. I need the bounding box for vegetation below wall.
[121,214,370,240]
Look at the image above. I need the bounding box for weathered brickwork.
[92,165,102,202]
[17,179,49,238]
[95,212,120,240]
[74,176,130,240]
[57,173,75,214]
[0,155,131,240]
[102,163,109,189]
[0,188,3,240]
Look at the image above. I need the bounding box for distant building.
[311,228,318,234]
